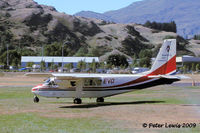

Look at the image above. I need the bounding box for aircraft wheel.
[96,97,104,103]
[74,98,82,104]
[33,96,39,103]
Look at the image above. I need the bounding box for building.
[21,56,99,68]
[176,55,200,67]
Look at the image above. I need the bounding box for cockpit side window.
[48,81,56,86]
[45,78,50,84]
[44,78,57,86]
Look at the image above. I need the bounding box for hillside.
[0,0,194,66]
[75,0,200,39]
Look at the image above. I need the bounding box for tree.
[77,60,86,71]
[44,42,62,56]
[191,63,195,72]
[40,61,46,71]
[143,21,177,33]
[89,47,101,57]
[121,36,149,56]
[20,35,34,47]
[0,50,20,66]
[138,50,152,67]
[107,54,128,68]
[99,62,105,69]
[21,48,36,56]
[75,46,88,56]
[131,55,138,67]
[144,21,151,27]
[44,42,70,56]
[183,65,187,73]
[196,64,200,71]
[105,63,112,69]
[194,34,200,40]
[27,62,34,67]
[53,64,58,71]
[90,59,97,73]
[64,63,73,71]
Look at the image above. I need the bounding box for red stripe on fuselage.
[85,75,151,89]
[86,55,176,89]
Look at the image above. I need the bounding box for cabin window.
[70,81,76,87]
[96,80,102,86]
[84,79,102,87]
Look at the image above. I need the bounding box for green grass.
[128,86,200,105]
[0,86,130,133]
[0,113,129,133]
[1,85,200,133]
[0,87,32,99]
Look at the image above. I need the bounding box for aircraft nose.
[32,87,38,91]
[32,84,43,92]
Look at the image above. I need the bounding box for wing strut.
[76,79,84,98]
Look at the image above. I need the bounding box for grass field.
[1,74,200,133]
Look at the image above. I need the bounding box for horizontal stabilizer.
[148,74,191,80]
[174,75,191,79]
[148,75,180,80]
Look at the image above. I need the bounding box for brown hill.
[0,0,193,65]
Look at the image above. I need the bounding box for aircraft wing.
[25,73,53,77]
[25,73,103,79]
[52,73,103,80]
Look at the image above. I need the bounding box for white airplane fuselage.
[32,72,178,98]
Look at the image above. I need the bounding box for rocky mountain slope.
[0,0,194,64]
[75,0,200,39]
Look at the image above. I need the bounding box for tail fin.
[149,39,176,75]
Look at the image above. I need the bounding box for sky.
[34,0,143,15]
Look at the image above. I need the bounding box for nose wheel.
[74,98,82,104]
[33,96,39,103]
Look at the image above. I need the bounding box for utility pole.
[41,45,44,72]
[7,44,9,67]
[61,41,70,72]
[61,43,64,72]
[42,45,44,60]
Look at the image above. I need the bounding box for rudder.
[149,39,176,75]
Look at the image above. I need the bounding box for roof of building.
[21,56,99,63]
[176,56,200,63]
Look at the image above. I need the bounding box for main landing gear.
[96,97,104,103]
[33,96,39,103]
[73,98,82,104]
[73,98,104,104]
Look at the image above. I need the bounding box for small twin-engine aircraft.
[27,39,181,104]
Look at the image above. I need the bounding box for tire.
[74,98,82,104]
[96,97,104,103]
[34,96,39,103]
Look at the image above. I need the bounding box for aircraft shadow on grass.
[59,100,165,109]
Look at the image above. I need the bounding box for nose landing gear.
[33,96,39,103]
